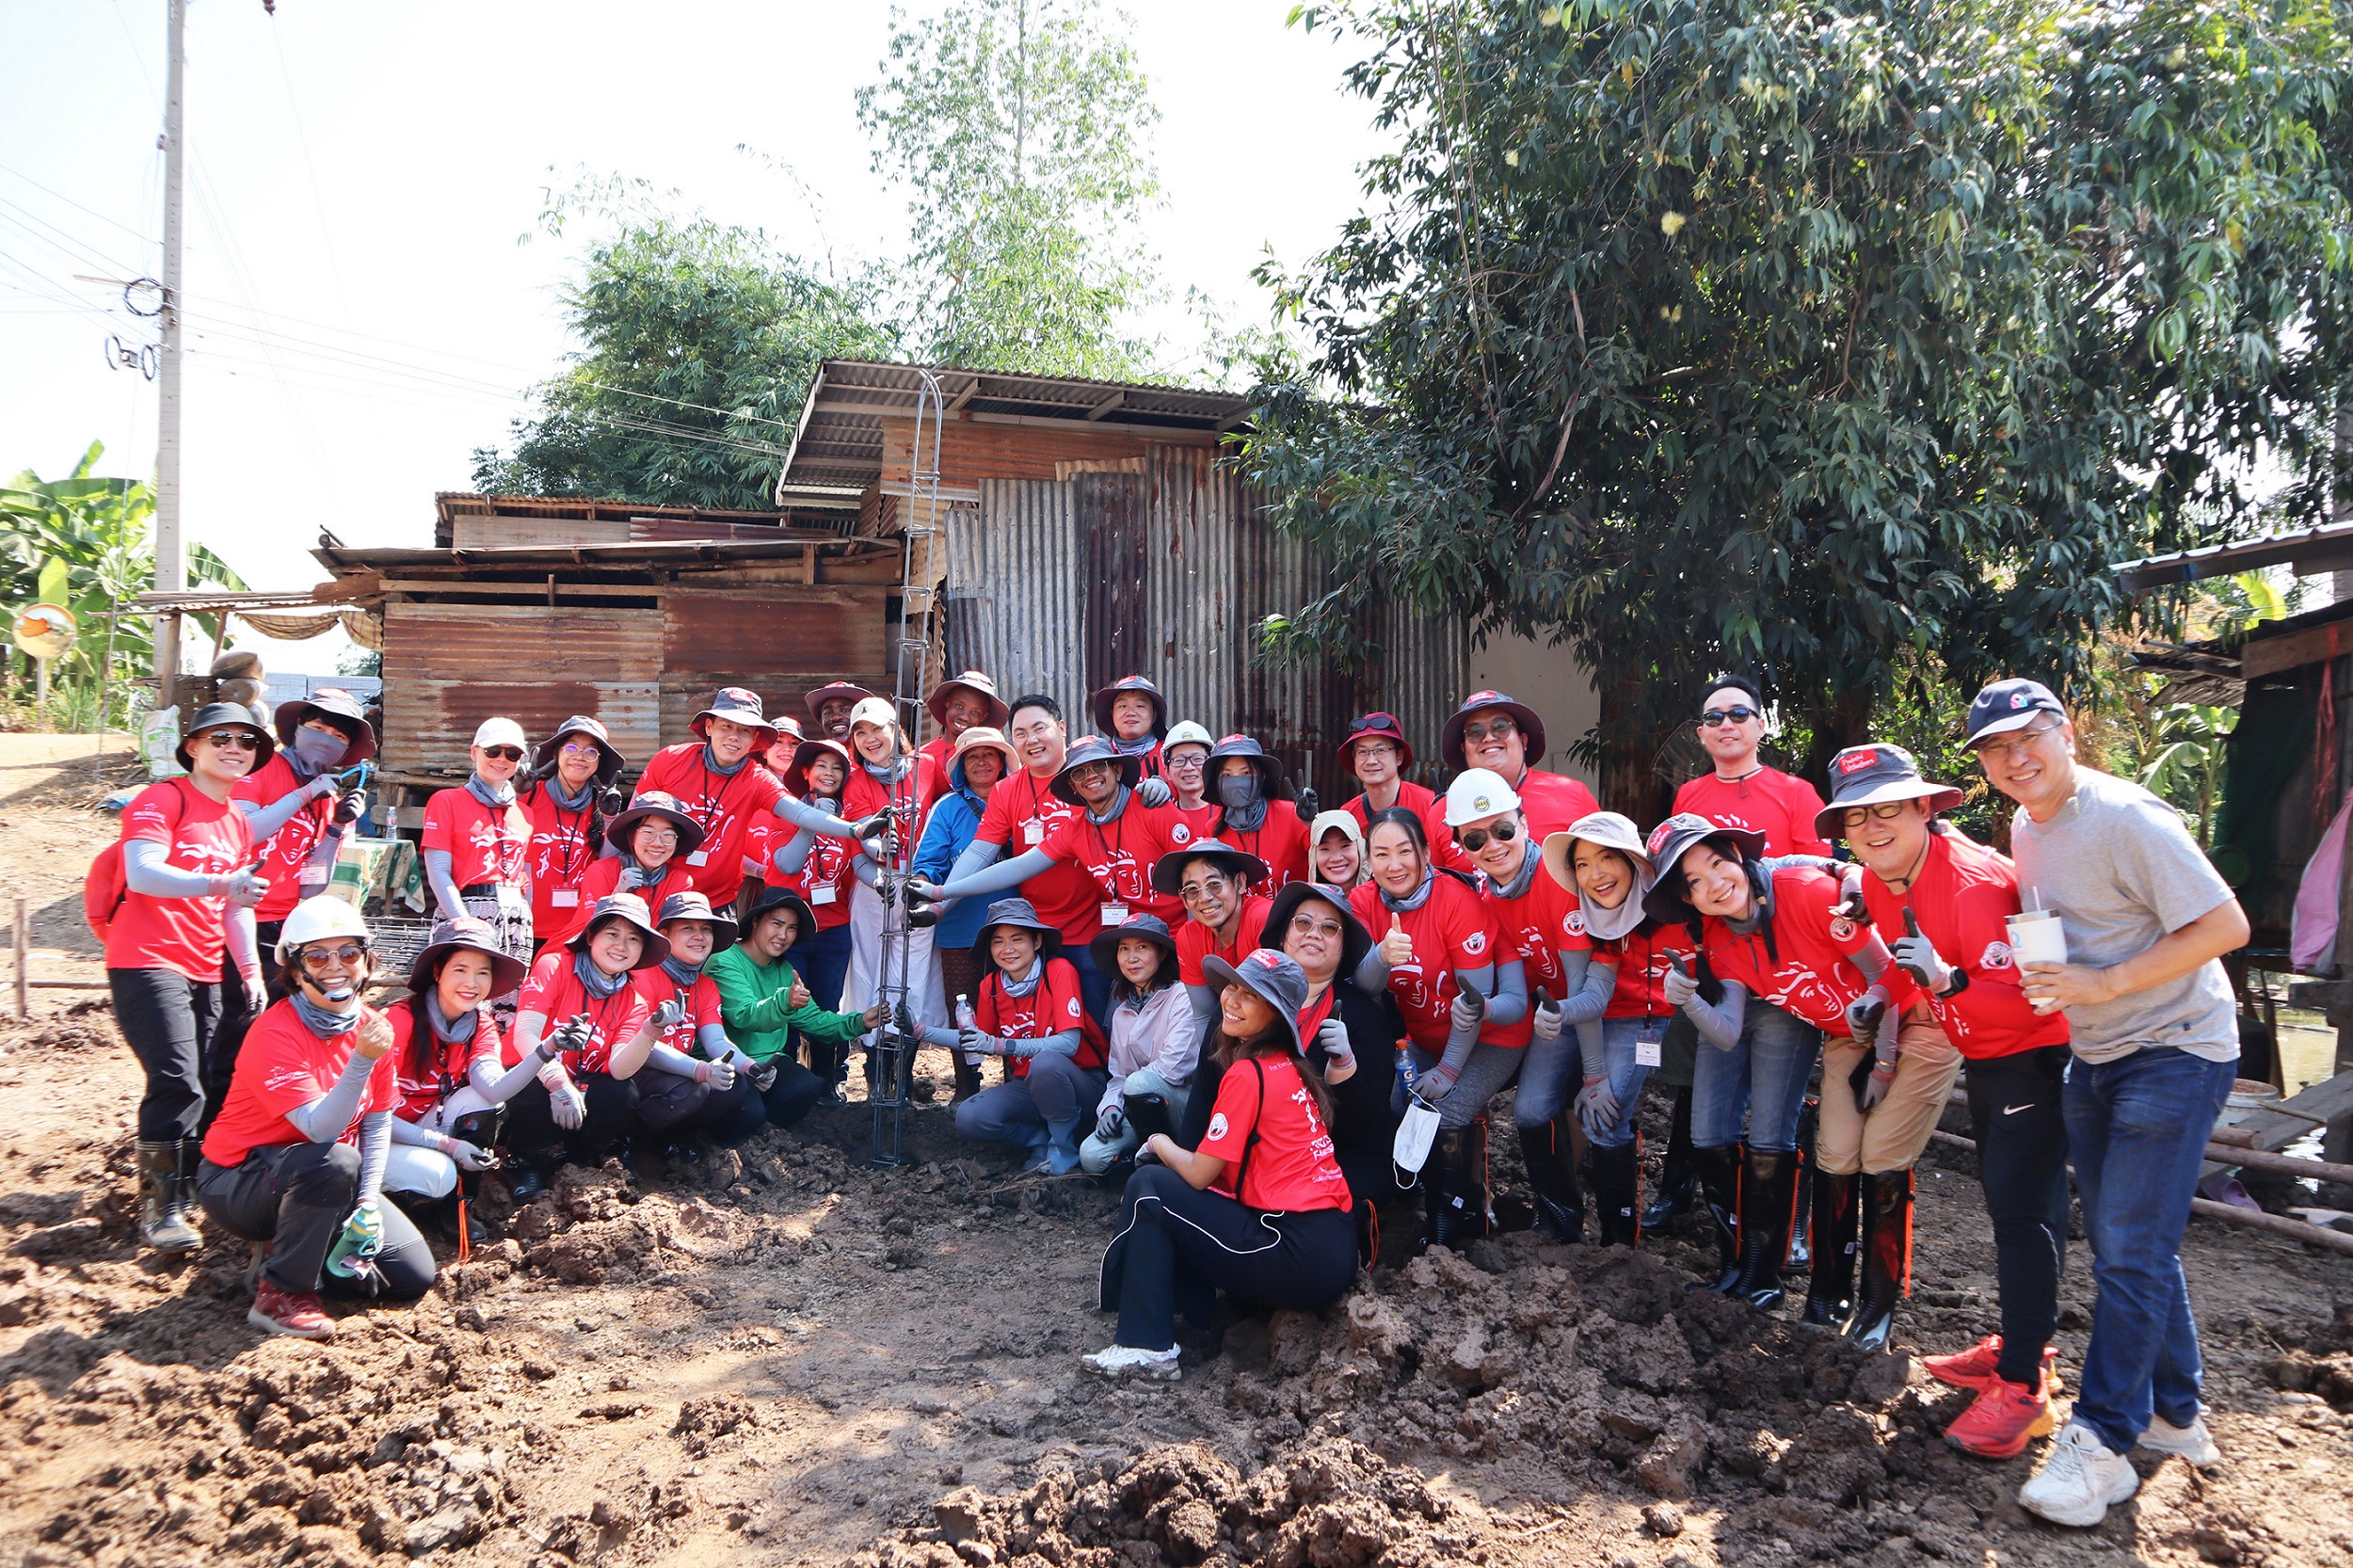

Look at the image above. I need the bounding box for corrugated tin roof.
[2115,520,2353,591]
[776,360,1253,504]
[313,536,904,576]
[431,491,846,549]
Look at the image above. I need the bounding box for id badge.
[1024,820,1046,846]
[811,886,837,906]
[1636,1029,1664,1068]
[1099,902,1128,927]
[686,850,710,867]
[551,888,580,908]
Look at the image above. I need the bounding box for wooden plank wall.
[656,586,893,742]
[380,603,664,772]
[877,416,1217,490]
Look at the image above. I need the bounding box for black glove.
[1293,786,1321,821]
[598,787,626,816]
[906,902,940,929]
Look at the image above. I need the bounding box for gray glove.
[616,865,649,893]
[958,1028,1000,1057]
[1530,999,1564,1042]
[1292,786,1320,822]
[548,1076,587,1129]
[305,773,343,802]
[1855,1057,1897,1112]
[1835,868,1871,925]
[1135,776,1172,808]
[446,1138,494,1173]
[1844,985,1890,1042]
[1891,909,1953,995]
[649,997,687,1033]
[693,1056,737,1090]
[212,868,269,907]
[1574,1075,1620,1139]
[1449,987,1486,1032]
[333,789,368,826]
[1662,952,1700,1008]
[537,1016,594,1063]
[1096,1101,1125,1140]
[1315,1016,1353,1072]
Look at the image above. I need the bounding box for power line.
[0,165,152,247]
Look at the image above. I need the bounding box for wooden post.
[14,899,28,1021]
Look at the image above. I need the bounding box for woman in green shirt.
[706,887,884,1129]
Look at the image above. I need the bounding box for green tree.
[858,0,1161,376]
[474,180,899,510]
[1243,0,2348,810]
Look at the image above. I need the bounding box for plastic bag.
[141,705,185,779]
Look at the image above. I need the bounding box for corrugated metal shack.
[776,360,1468,796]
[312,494,905,808]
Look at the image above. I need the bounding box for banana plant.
[2138,702,2236,846]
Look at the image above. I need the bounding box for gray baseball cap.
[1816,744,1963,839]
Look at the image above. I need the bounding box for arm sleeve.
[776,794,866,838]
[225,907,260,982]
[1003,1026,1080,1061]
[694,1021,733,1059]
[235,788,316,840]
[1557,951,1616,1024]
[1758,853,1841,876]
[848,854,881,889]
[936,847,1053,900]
[356,1111,390,1205]
[1351,946,1390,997]
[911,806,964,884]
[645,1044,700,1078]
[1683,979,1750,1051]
[1483,958,1529,1028]
[284,1052,377,1142]
[1437,963,1497,1074]
[472,1041,552,1104]
[122,838,220,898]
[423,848,465,920]
[920,1023,965,1048]
[771,825,816,875]
[1186,983,1220,1040]
[389,1115,440,1146]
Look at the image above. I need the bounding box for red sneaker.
[1945,1372,2057,1459]
[247,1280,335,1339]
[1925,1336,2059,1393]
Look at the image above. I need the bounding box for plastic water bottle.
[1397,1055,1419,1097]
[954,995,980,1065]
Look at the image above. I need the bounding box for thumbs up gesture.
[1379,913,1415,967]
[1662,951,1700,1008]
[1891,907,1953,996]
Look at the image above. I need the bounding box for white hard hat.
[274,894,373,966]
[1163,720,1214,755]
[1443,767,1524,827]
[472,716,527,750]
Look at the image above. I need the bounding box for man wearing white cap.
[420,718,537,980]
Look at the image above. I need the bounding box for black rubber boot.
[951,1053,984,1103]
[1520,1111,1585,1243]
[1800,1170,1860,1328]
[1641,1082,1696,1234]
[1423,1123,1491,1253]
[1735,1148,1800,1312]
[1844,1169,1913,1352]
[1590,1140,1642,1247]
[1689,1144,1744,1291]
[136,1141,200,1254]
[1785,1098,1817,1270]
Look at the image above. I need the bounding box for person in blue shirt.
[911,726,1017,1101]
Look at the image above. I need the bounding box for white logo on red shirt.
[1170,824,1193,844]
[1206,1112,1229,1141]
[1829,917,1855,941]
[1564,910,1587,936]
[1065,996,1081,1018]
[1462,929,1487,956]
[1981,940,2014,970]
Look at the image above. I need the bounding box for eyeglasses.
[201,730,259,751]
[1353,741,1401,761]
[480,744,525,761]
[301,943,368,969]
[1971,719,2061,763]
[1699,706,1760,727]
[1163,751,1205,771]
[1838,800,1913,829]
[1177,876,1231,903]
[1454,817,1520,853]
[1288,913,1342,938]
[1460,719,1517,744]
[558,741,601,757]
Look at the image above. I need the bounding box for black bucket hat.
[1089,912,1179,986]
[741,885,816,944]
[1148,838,1271,897]
[971,896,1064,959]
[177,702,276,771]
[1090,674,1168,739]
[565,892,672,969]
[1201,949,1311,1056]
[605,790,708,857]
[408,915,530,996]
[536,713,625,787]
[1441,689,1547,767]
[1206,733,1294,799]
[1260,880,1371,978]
[653,888,740,949]
[273,687,379,764]
[1641,812,1769,924]
[782,738,854,798]
[1050,734,1144,806]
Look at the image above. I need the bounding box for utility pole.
[152,0,187,691]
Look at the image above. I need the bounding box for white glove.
[1574,1075,1620,1139]
[649,997,687,1033]
[693,1056,737,1090]
[1135,776,1173,808]
[445,1138,494,1173]
[1315,1016,1353,1072]
[1662,954,1700,1008]
[616,865,648,893]
[548,1074,587,1129]
[212,868,269,907]
[306,773,343,802]
[1891,910,1954,996]
[1531,1000,1563,1042]
[1449,988,1486,1032]
[1096,1101,1125,1140]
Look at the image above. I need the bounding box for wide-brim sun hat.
[1259,880,1372,979]
[1050,734,1144,806]
[1539,810,1656,895]
[565,892,672,969]
[1640,812,1769,924]
[1090,674,1168,740]
[1441,690,1547,767]
[535,714,624,786]
[972,896,1064,959]
[783,738,855,798]
[804,680,877,721]
[1814,743,1965,840]
[1207,733,1292,796]
[272,687,379,764]
[952,725,1018,777]
[928,670,1012,732]
[1089,912,1179,984]
[1201,949,1310,1057]
[177,702,278,771]
[1148,839,1271,896]
[653,888,740,949]
[604,790,709,857]
[408,915,528,996]
[692,686,776,743]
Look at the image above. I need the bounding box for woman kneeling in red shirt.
[1087,948,1356,1381]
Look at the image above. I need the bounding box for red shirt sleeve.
[517,951,568,1020]
[420,790,460,854]
[1778,773,1834,857]
[973,781,1023,849]
[1196,1062,1264,1165]
[122,780,188,848]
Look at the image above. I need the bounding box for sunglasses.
[1460,719,1517,744]
[200,730,260,751]
[300,943,368,969]
[479,744,525,761]
[1454,818,1520,853]
[1838,800,1913,829]
[1699,706,1760,727]
[1177,876,1232,902]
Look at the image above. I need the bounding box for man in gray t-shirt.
[1966,679,2249,1530]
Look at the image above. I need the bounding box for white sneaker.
[2137,1412,2221,1468]
[2019,1422,2139,1528]
[1080,1344,1181,1382]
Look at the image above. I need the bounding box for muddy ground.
[0,739,2348,1568]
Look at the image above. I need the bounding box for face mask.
[1217,774,1262,812]
[292,728,349,769]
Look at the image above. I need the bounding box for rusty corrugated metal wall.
[947,446,1466,795]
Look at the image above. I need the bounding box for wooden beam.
[1084,390,1127,421]
[2243,618,2353,679]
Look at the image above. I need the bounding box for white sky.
[0,1,1392,670]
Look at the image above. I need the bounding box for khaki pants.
[1816,1008,1961,1176]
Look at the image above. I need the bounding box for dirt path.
[0,739,2347,1568]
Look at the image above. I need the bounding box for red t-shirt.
[1198,1056,1351,1212]
[1176,893,1275,988]
[1349,876,1529,1049]
[1701,865,1891,1035]
[973,768,1100,944]
[510,950,653,1076]
[545,856,695,950]
[1040,800,1189,923]
[232,757,333,922]
[632,744,787,906]
[1512,768,1603,843]
[1860,827,2069,1061]
[742,806,854,932]
[1673,767,1833,857]
[918,734,955,776]
[977,957,1107,1077]
[1596,922,1704,1019]
[105,779,256,982]
[385,996,504,1122]
[632,967,724,1057]
[1344,780,1467,872]
[840,753,948,863]
[520,781,602,940]
[1478,859,1590,1000]
[200,1001,398,1168]
[422,787,532,892]
[1216,801,1312,890]
[1164,799,1222,850]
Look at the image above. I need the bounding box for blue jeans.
[2064,1047,2237,1454]
[1690,1002,1820,1153]
[1579,1017,1663,1149]
[1513,1024,1583,1128]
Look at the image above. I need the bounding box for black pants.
[110,967,226,1143]
[504,1072,641,1164]
[1098,1164,1356,1352]
[1965,1046,2073,1387]
[254,920,293,1004]
[754,1057,828,1131]
[196,1141,435,1299]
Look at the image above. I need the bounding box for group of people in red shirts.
[104,665,2257,1530]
